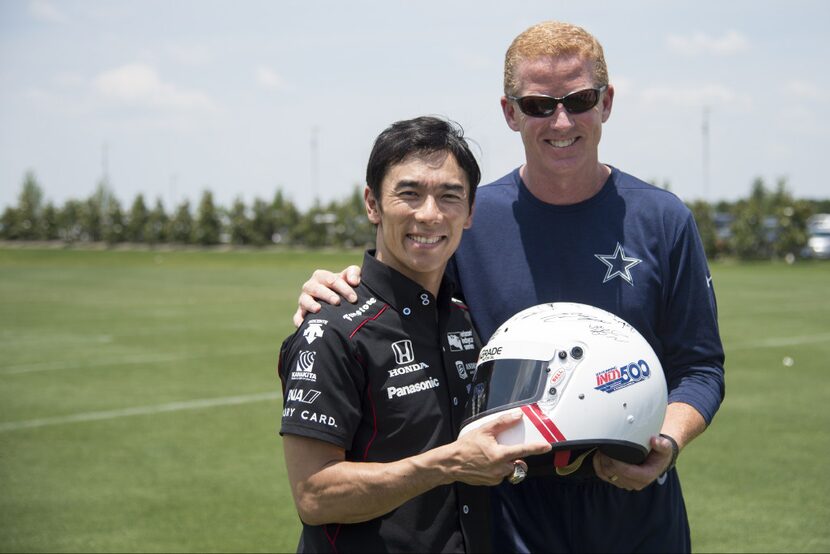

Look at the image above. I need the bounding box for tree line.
[0,171,375,249]
[2,171,829,259]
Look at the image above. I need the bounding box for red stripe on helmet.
[521,404,572,468]
[528,403,566,442]
[521,404,555,443]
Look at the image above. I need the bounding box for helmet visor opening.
[464,358,548,425]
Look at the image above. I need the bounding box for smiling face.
[365,151,473,294]
[502,54,614,196]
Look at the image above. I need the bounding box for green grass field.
[1,247,828,553]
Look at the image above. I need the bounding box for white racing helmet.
[459,302,667,474]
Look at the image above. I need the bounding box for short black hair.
[366,116,480,210]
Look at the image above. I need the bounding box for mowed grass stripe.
[1,345,276,375]
[727,331,830,350]
[0,391,280,432]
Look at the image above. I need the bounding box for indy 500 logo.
[594,360,651,393]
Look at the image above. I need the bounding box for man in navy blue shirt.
[295,21,725,553]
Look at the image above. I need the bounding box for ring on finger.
[508,463,527,485]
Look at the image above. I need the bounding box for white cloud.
[639,83,752,109]
[53,71,85,88]
[93,63,216,111]
[783,80,824,101]
[666,30,750,56]
[168,43,213,67]
[28,0,68,23]
[256,66,287,91]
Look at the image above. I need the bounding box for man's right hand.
[293,266,363,327]
[449,410,551,486]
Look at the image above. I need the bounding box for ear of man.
[364,185,382,224]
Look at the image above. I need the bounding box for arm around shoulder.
[293,266,363,327]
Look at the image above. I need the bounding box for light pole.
[702,106,710,200]
[310,126,319,205]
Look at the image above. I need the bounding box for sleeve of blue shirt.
[660,212,726,424]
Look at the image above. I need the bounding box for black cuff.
[659,433,679,476]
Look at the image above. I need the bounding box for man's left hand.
[592,435,674,491]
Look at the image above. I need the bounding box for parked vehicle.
[803,214,830,259]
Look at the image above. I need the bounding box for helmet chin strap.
[555,447,597,476]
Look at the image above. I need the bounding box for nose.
[415,195,442,224]
[549,104,574,131]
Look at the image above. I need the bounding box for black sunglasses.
[507,85,607,117]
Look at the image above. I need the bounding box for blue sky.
[1,0,827,212]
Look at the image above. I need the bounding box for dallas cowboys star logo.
[595,242,642,285]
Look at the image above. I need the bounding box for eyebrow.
[394,180,467,193]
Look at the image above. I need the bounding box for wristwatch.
[659,433,679,476]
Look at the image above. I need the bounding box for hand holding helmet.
[594,433,675,490]
[445,410,551,487]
